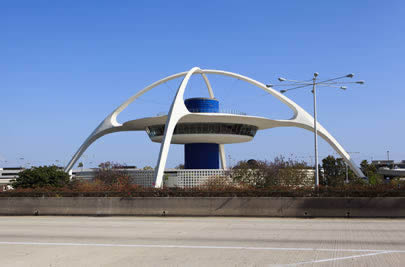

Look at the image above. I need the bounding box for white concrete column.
[219,144,227,170]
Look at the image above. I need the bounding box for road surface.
[0,216,404,266]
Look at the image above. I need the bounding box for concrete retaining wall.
[0,197,404,217]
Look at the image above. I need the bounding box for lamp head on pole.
[346,73,354,78]
[280,89,287,94]
[356,80,365,84]
[278,77,286,82]
[265,84,273,88]
[340,86,347,90]
[314,72,319,78]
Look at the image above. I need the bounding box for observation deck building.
[64,67,365,187]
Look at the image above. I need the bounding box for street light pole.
[312,73,319,187]
[268,73,365,188]
[345,163,349,183]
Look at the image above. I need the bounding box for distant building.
[0,167,230,189]
[372,160,405,179]
[372,160,405,169]
[0,167,315,189]
[0,167,22,191]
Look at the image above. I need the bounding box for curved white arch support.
[64,115,123,173]
[201,73,214,99]
[64,71,188,173]
[153,67,200,187]
[267,118,363,177]
[297,121,363,178]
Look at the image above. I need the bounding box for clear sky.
[1,0,404,168]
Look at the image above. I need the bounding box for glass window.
[147,123,258,138]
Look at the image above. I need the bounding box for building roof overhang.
[122,113,289,131]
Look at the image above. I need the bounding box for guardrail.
[0,197,404,217]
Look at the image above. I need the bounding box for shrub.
[320,156,348,186]
[143,166,153,170]
[12,165,70,189]
[200,175,235,190]
[3,183,405,197]
[360,160,384,185]
[95,161,131,186]
[231,156,311,187]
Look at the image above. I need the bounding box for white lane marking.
[0,241,404,253]
[285,251,393,266]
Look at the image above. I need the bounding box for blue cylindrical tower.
[184,97,219,113]
[184,98,219,169]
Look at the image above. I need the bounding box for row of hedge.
[1,184,405,197]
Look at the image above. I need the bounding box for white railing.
[157,109,248,116]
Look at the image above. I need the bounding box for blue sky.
[1,0,404,168]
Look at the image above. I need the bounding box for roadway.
[0,216,404,266]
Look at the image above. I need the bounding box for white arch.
[153,67,198,187]
[64,71,188,173]
[64,67,365,186]
[201,73,214,99]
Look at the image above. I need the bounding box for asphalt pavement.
[0,216,404,266]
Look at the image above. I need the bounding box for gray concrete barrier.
[0,197,404,217]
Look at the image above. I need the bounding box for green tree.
[321,156,350,186]
[175,164,185,169]
[12,165,70,189]
[143,166,153,170]
[95,161,130,185]
[231,156,311,187]
[360,160,383,185]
